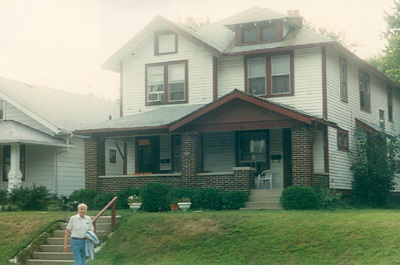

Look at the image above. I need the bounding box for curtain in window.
[271,55,290,94]
[248,57,266,95]
[168,64,185,101]
[147,66,164,92]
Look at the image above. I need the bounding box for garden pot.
[170,204,179,211]
[178,202,191,211]
[129,203,142,211]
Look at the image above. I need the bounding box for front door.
[136,136,159,174]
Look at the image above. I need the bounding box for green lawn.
[91,210,400,265]
[2,210,400,264]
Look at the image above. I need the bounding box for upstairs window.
[246,53,293,97]
[340,58,348,101]
[359,71,370,111]
[379,109,385,130]
[261,26,275,42]
[146,61,188,105]
[155,31,177,55]
[243,27,257,43]
[388,87,393,122]
[237,22,282,45]
[337,130,349,152]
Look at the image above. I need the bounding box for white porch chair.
[257,170,275,189]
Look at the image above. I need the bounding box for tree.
[177,16,210,31]
[350,127,400,207]
[366,0,400,84]
[304,20,359,53]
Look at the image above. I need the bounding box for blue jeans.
[71,238,86,265]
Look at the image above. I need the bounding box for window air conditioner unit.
[148,92,163,102]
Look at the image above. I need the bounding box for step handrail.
[92,196,118,230]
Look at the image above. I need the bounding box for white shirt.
[66,214,93,238]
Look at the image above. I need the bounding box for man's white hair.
[77,203,88,210]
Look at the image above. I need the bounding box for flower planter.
[129,203,142,212]
[178,202,191,211]
[170,204,179,211]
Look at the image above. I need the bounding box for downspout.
[54,132,73,195]
[310,121,318,189]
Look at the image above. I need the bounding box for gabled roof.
[0,120,72,147]
[75,89,338,136]
[0,77,120,135]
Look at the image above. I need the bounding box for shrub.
[315,188,343,210]
[116,188,141,209]
[46,196,64,211]
[280,185,319,210]
[10,184,49,210]
[222,191,248,210]
[94,193,116,210]
[69,189,99,210]
[192,188,222,210]
[167,187,194,204]
[0,189,8,206]
[141,183,171,212]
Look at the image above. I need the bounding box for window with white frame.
[359,71,370,111]
[146,61,188,105]
[271,54,290,95]
[337,130,349,152]
[155,31,177,55]
[247,57,266,96]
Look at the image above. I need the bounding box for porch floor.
[240,189,283,210]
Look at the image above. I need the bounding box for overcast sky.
[0,0,396,101]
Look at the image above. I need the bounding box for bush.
[10,184,49,210]
[141,183,171,212]
[94,193,116,210]
[46,196,64,211]
[315,188,343,210]
[222,191,248,210]
[167,187,194,204]
[280,185,319,210]
[69,189,99,210]
[0,189,8,206]
[116,188,141,209]
[192,188,222,210]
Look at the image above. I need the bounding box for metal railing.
[92,196,118,230]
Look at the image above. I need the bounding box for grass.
[2,209,400,264]
[0,210,100,264]
[90,209,400,265]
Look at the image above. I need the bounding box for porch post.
[291,126,312,187]
[84,138,105,191]
[180,132,202,188]
[8,143,22,192]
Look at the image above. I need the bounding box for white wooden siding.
[5,101,54,136]
[217,56,245,96]
[105,140,125,176]
[313,130,325,173]
[203,131,236,172]
[326,46,400,190]
[122,32,214,115]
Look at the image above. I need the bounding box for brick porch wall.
[291,126,312,186]
[98,175,181,193]
[84,138,105,190]
[180,132,202,188]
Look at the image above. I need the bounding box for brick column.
[180,132,202,188]
[291,126,312,186]
[84,138,105,191]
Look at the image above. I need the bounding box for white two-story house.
[76,7,400,195]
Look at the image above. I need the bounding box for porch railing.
[92,196,118,230]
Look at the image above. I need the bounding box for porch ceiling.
[0,120,72,147]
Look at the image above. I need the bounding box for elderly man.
[64,203,94,265]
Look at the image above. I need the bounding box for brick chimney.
[287,9,303,27]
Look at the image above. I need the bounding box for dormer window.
[236,21,283,46]
[154,31,177,55]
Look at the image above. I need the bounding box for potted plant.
[178,197,191,211]
[170,197,179,211]
[127,195,142,211]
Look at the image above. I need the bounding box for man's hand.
[64,245,68,252]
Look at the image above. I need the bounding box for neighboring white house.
[0,77,120,195]
[76,7,400,194]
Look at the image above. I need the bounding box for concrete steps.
[241,189,284,210]
[26,216,120,265]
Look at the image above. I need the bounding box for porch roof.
[0,120,72,147]
[75,90,338,137]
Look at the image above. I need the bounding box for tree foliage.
[366,0,400,84]
[304,20,359,53]
[177,16,210,31]
[350,127,400,207]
